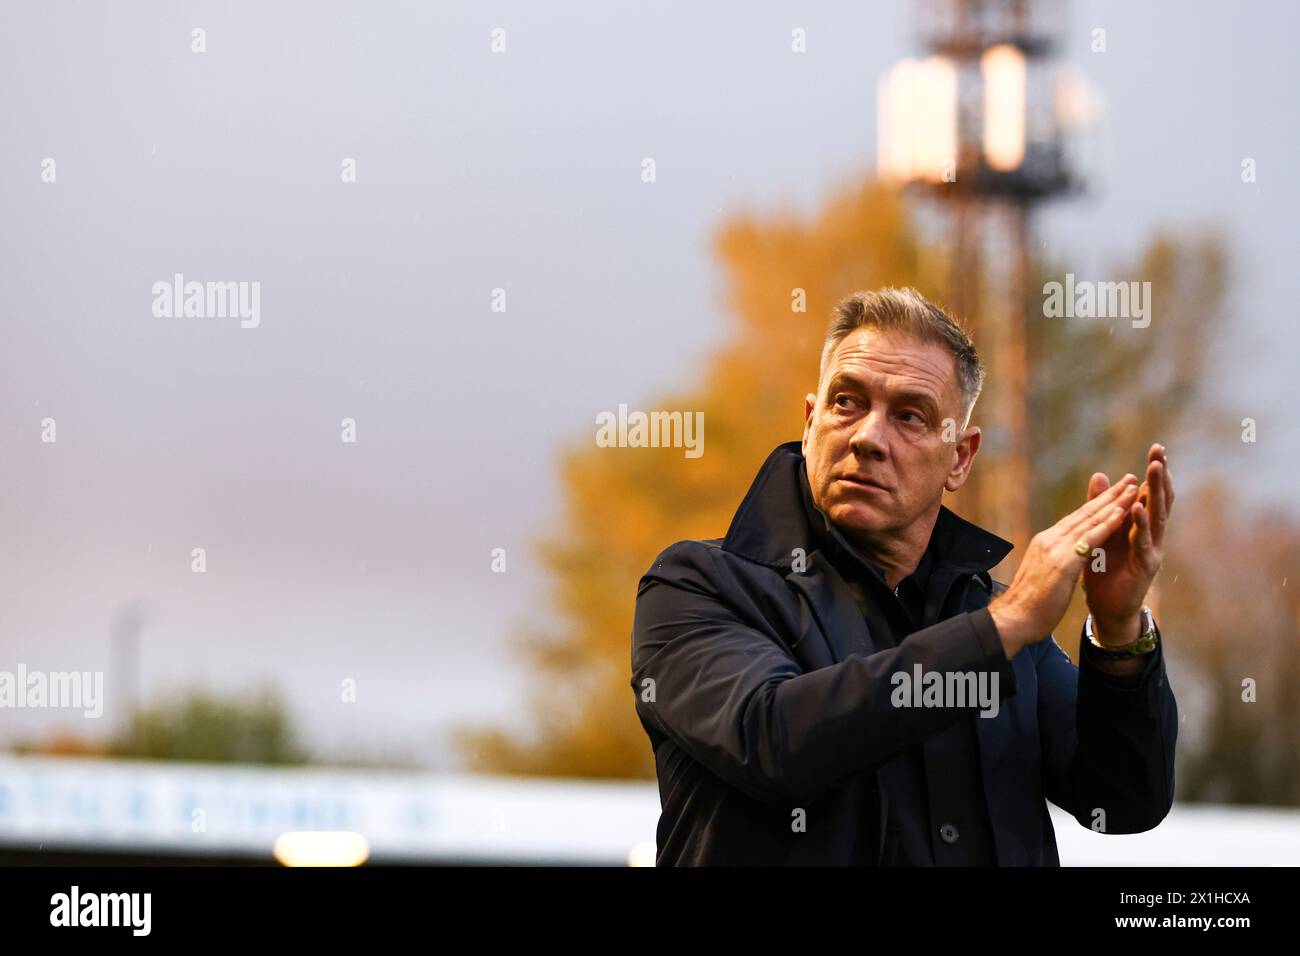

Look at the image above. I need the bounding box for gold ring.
[1074,539,1091,557]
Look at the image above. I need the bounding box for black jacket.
[629,441,1178,865]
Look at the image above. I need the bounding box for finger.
[1086,472,1110,502]
[1144,459,1164,520]
[1074,496,1135,554]
[1160,446,1174,516]
[1131,500,1156,568]
[1146,458,1168,538]
[1106,479,1140,545]
[1147,444,1173,548]
[1144,444,1161,490]
[1060,481,1138,543]
[1062,472,1135,527]
[1058,475,1138,539]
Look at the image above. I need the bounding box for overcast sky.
[2,0,1296,768]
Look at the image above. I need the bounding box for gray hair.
[818,287,985,426]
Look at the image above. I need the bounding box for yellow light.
[1055,66,1103,131]
[627,841,657,867]
[877,56,957,183]
[273,831,370,867]
[981,44,1026,172]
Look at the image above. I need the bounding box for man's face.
[801,327,979,541]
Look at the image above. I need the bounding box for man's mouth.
[840,475,891,492]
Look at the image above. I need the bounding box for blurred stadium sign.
[1,755,1296,865]
[0,755,660,865]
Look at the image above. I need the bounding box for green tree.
[109,685,308,765]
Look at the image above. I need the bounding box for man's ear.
[945,425,981,492]
[801,392,817,454]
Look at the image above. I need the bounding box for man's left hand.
[1081,443,1174,645]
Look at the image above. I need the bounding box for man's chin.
[826,501,895,536]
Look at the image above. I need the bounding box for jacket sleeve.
[1034,619,1178,833]
[630,541,1017,806]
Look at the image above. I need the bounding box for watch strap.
[1086,606,1159,659]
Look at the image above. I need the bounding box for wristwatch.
[1085,606,1159,659]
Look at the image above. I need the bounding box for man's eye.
[899,411,924,424]
[834,395,856,409]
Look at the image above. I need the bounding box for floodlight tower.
[878,0,1089,554]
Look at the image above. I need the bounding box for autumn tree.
[456,180,942,777]
[458,173,1299,808]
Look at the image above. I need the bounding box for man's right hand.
[988,474,1140,659]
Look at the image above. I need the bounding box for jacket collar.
[721,441,1013,580]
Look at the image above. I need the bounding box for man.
[629,287,1177,866]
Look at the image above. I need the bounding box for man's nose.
[849,410,889,459]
